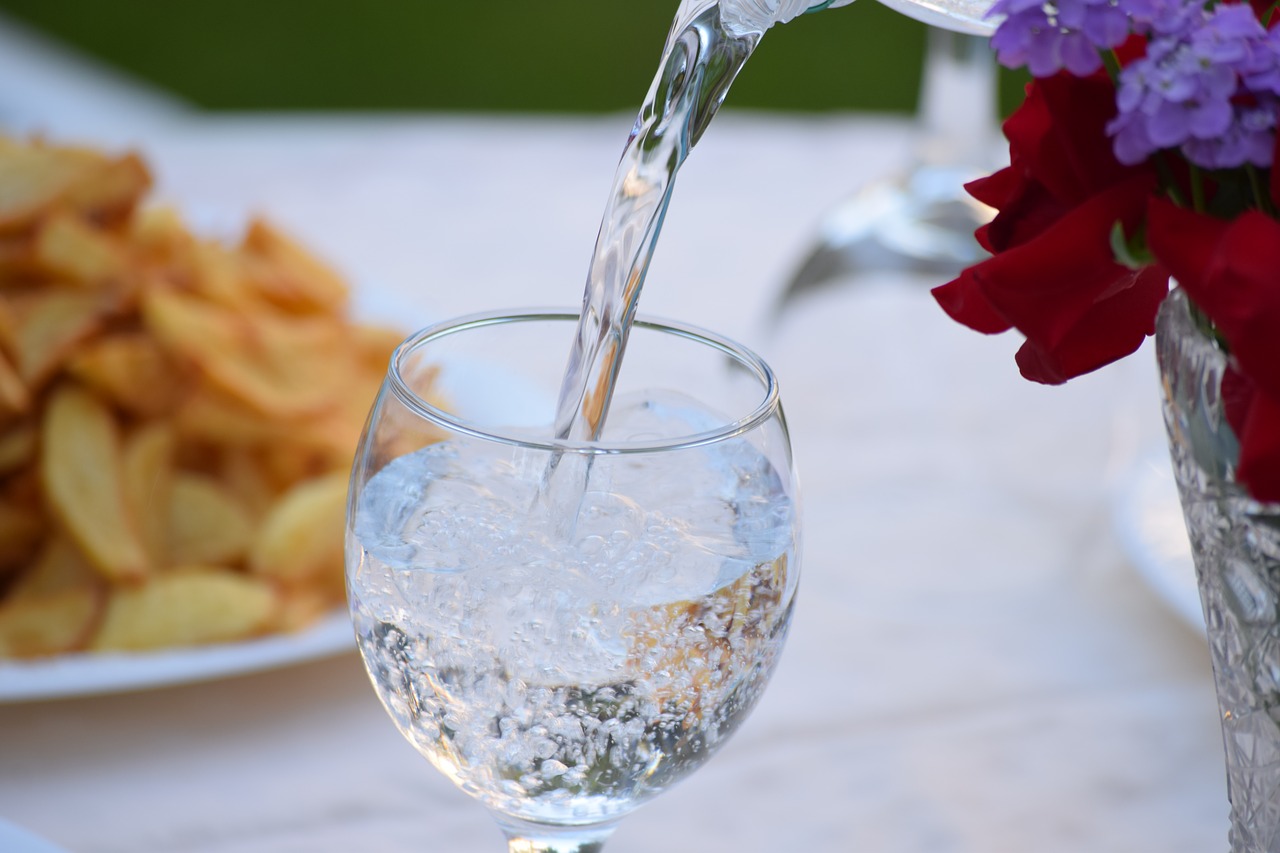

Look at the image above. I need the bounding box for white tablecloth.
[0,16,1228,853]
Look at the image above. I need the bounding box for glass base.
[770,160,992,325]
[498,817,618,853]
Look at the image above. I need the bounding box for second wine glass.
[775,25,999,313]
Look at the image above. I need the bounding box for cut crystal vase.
[1157,287,1280,852]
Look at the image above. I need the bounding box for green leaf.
[1109,220,1154,270]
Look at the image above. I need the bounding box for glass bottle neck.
[716,0,855,37]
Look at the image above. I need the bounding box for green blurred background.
[0,0,1023,115]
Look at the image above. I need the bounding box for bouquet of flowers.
[933,0,1280,500]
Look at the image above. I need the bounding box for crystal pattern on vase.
[1157,287,1280,853]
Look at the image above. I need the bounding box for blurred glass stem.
[774,27,999,313]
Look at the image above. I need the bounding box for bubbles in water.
[348,424,796,825]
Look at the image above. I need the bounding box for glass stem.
[500,819,617,853]
[914,27,997,170]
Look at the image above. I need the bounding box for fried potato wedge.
[0,347,28,417]
[0,586,103,657]
[143,289,350,417]
[250,470,348,584]
[66,332,188,416]
[129,204,192,263]
[0,140,148,233]
[122,422,176,571]
[352,324,406,374]
[33,212,128,285]
[187,239,263,310]
[40,384,149,582]
[3,289,107,388]
[218,448,278,516]
[0,138,99,233]
[0,422,36,474]
[242,218,349,315]
[90,568,278,652]
[61,151,150,223]
[0,235,36,280]
[11,535,102,600]
[167,473,254,567]
[0,500,44,570]
[275,585,339,633]
[172,386,292,449]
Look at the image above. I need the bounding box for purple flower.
[1182,104,1277,168]
[1191,3,1269,64]
[988,0,1131,75]
[1242,25,1280,95]
[1123,0,1203,37]
[1104,3,1280,169]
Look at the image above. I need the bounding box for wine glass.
[774,25,999,313]
[345,309,801,852]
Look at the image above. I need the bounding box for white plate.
[0,819,72,853]
[0,611,354,704]
[1111,445,1204,634]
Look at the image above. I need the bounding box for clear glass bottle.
[742,0,988,34]
[720,0,856,37]
[723,0,993,39]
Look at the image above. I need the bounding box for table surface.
[0,14,1230,853]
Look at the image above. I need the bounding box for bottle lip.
[717,0,810,38]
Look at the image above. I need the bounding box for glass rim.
[388,307,782,455]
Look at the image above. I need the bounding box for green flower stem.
[1246,164,1276,217]
[1188,163,1206,213]
[1154,154,1188,208]
[1103,50,1122,82]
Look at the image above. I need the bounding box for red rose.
[1147,198,1280,500]
[932,71,1169,384]
[1223,369,1280,503]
